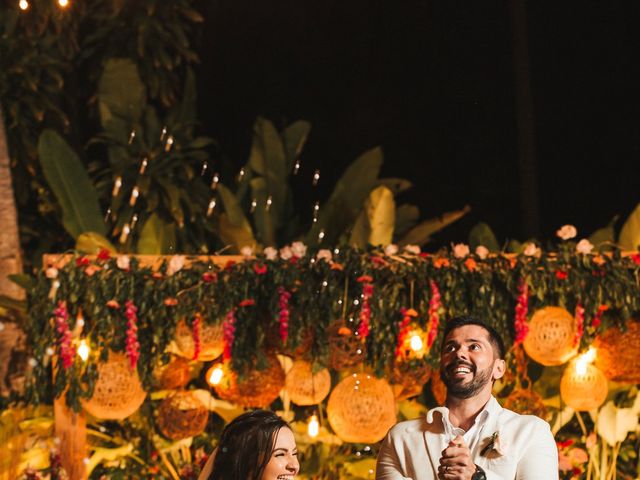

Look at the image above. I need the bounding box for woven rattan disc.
[593,321,640,383]
[430,371,447,406]
[327,373,396,443]
[285,360,331,406]
[391,360,432,401]
[503,388,547,419]
[523,307,578,366]
[560,362,608,411]
[156,390,209,440]
[157,357,191,390]
[82,351,147,420]
[213,355,285,408]
[328,321,366,371]
[174,319,224,361]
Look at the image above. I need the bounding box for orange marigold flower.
[106,300,120,309]
[330,262,344,271]
[357,275,373,283]
[464,258,478,272]
[405,308,419,317]
[164,297,178,306]
[239,299,255,307]
[433,258,450,269]
[338,327,353,336]
[84,265,101,276]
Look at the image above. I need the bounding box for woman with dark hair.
[198,409,300,480]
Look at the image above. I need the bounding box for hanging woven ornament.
[156,357,191,390]
[213,354,285,408]
[523,307,578,366]
[285,360,331,406]
[328,320,366,371]
[391,359,432,401]
[82,351,147,420]
[156,390,209,440]
[503,388,548,419]
[327,373,396,443]
[174,318,224,361]
[593,320,640,383]
[560,360,608,411]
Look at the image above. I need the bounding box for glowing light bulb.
[410,334,423,352]
[78,339,90,361]
[58,0,69,8]
[575,347,596,376]
[208,365,223,386]
[19,0,29,10]
[307,415,319,438]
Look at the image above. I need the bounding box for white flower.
[384,244,399,256]
[46,347,54,356]
[167,255,185,275]
[317,249,333,262]
[28,358,37,367]
[279,246,293,260]
[576,239,594,254]
[404,244,421,255]
[453,243,470,258]
[475,246,489,259]
[481,431,507,457]
[556,224,577,240]
[523,242,540,257]
[116,255,130,270]
[240,246,254,258]
[45,267,58,279]
[291,241,307,258]
[263,246,278,260]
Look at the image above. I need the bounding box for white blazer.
[376,397,558,480]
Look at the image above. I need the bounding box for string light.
[575,347,596,376]
[200,162,209,176]
[160,126,167,142]
[104,208,112,223]
[129,186,139,206]
[237,167,246,183]
[207,364,224,386]
[164,135,174,152]
[139,158,148,174]
[312,169,320,186]
[18,0,29,10]
[265,195,273,211]
[318,229,325,241]
[307,414,319,438]
[119,224,131,244]
[210,173,220,190]
[312,201,320,223]
[112,176,122,197]
[130,213,139,230]
[410,334,424,352]
[77,339,90,362]
[128,130,136,144]
[207,198,217,217]
[293,159,301,175]
[250,198,258,213]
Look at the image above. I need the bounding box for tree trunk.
[0,105,26,396]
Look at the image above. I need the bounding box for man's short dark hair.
[441,316,506,359]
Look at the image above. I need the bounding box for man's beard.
[440,361,493,399]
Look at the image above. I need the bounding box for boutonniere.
[480,432,507,457]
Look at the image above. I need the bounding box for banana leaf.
[469,222,500,251]
[618,203,640,250]
[376,177,413,195]
[37,129,106,239]
[250,177,276,246]
[394,204,420,239]
[98,58,146,128]
[76,232,117,254]
[307,146,384,246]
[137,214,176,254]
[399,205,471,246]
[588,216,617,248]
[350,185,395,247]
[282,120,311,172]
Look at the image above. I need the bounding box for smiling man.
[376,316,558,480]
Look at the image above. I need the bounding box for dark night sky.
[195,1,639,247]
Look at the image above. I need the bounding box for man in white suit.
[376,316,558,480]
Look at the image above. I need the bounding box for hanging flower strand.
[357,275,374,338]
[192,313,202,360]
[574,303,585,347]
[514,279,529,344]
[222,308,237,362]
[53,301,75,369]
[427,280,442,348]
[396,307,418,357]
[124,300,140,369]
[277,287,292,345]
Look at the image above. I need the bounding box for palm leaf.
[399,205,470,246]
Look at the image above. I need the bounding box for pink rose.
[45,267,59,279]
[317,249,332,262]
[556,224,577,240]
[240,246,254,258]
[404,244,421,255]
[384,244,399,256]
[279,246,293,260]
[475,246,489,259]
[291,241,307,258]
[116,255,130,270]
[452,243,470,258]
[167,255,185,275]
[523,242,540,257]
[263,246,277,260]
[576,239,594,254]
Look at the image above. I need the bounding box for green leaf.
[8,274,34,291]
[218,184,251,228]
[350,185,395,247]
[0,294,27,313]
[469,222,500,252]
[394,204,420,239]
[137,214,176,254]
[399,205,471,246]
[37,129,106,239]
[376,177,413,195]
[97,59,146,128]
[282,120,311,171]
[217,213,257,253]
[619,203,640,250]
[307,146,384,246]
[588,216,617,248]
[76,232,117,254]
[250,177,276,246]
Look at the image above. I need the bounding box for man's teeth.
[454,366,471,373]
[277,477,294,480]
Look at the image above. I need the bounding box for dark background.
[195,0,639,247]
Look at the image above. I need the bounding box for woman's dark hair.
[209,409,290,480]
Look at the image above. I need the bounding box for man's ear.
[492,358,506,381]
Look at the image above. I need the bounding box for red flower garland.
[124,300,140,369]
[396,308,418,357]
[574,303,584,347]
[222,308,237,361]
[357,276,374,338]
[514,280,529,344]
[277,287,291,345]
[192,313,202,360]
[53,301,75,369]
[591,304,608,329]
[427,280,442,348]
